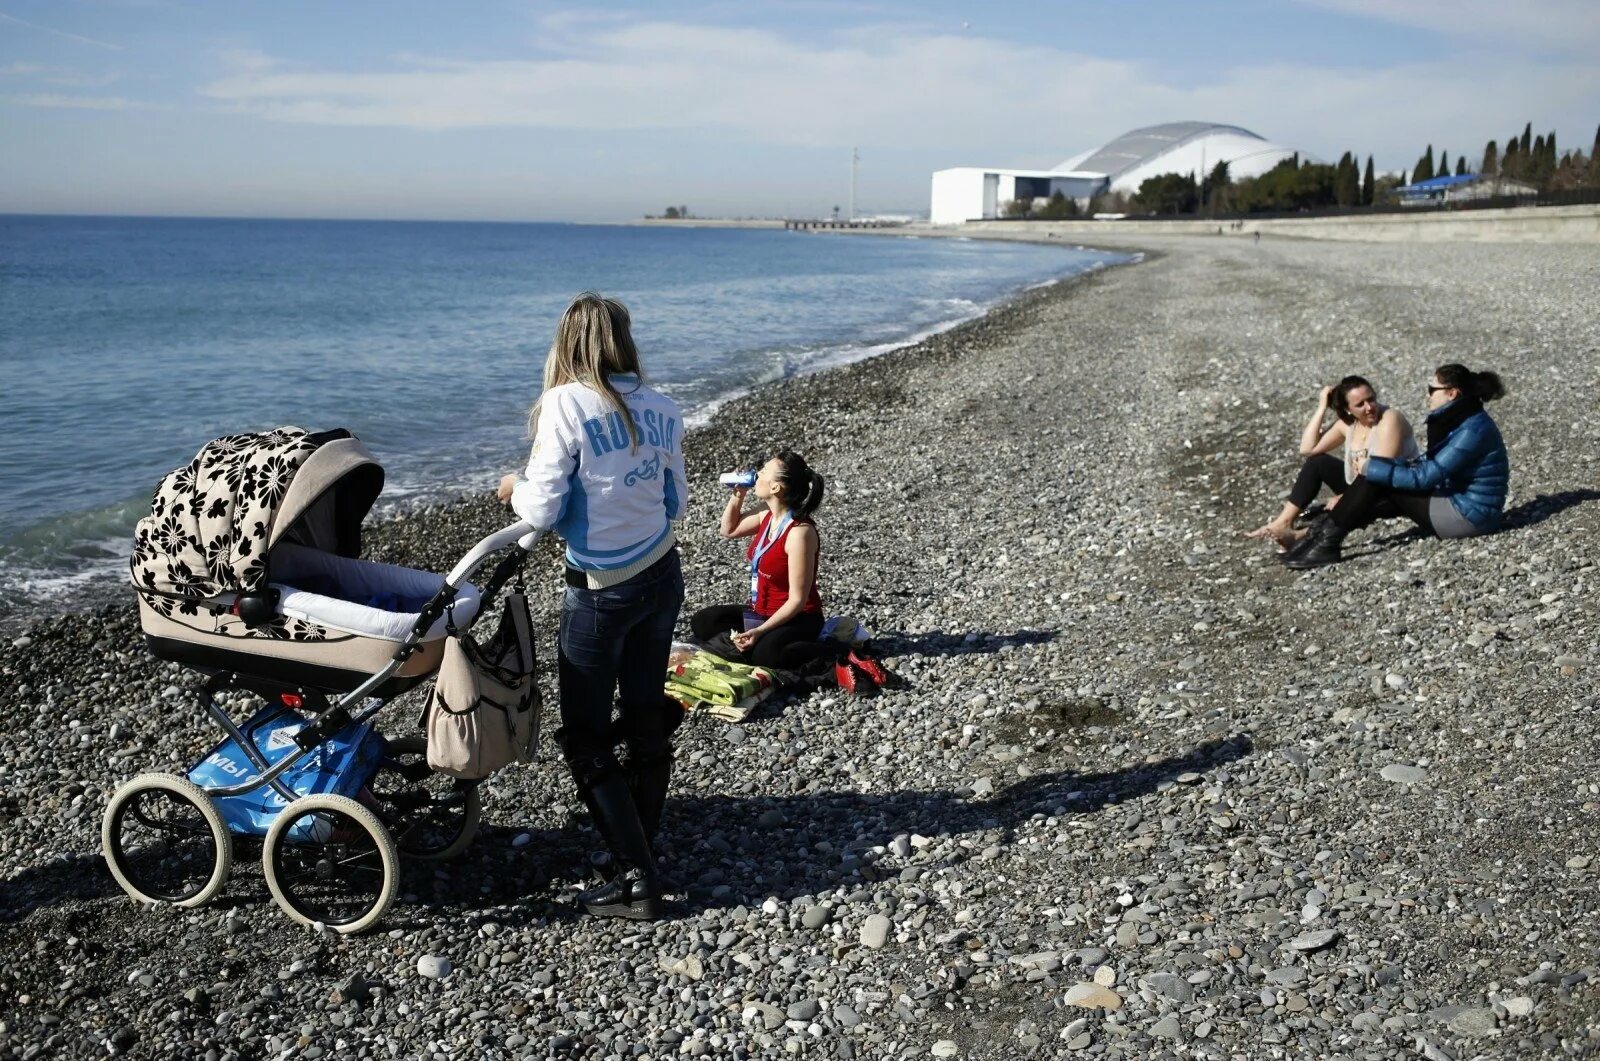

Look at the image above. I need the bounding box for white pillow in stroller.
[269,543,481,642]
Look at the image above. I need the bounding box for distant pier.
[784,218,904,230]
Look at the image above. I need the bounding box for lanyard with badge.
[749,512,792,604]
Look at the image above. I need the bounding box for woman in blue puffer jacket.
[1284,364,1507,569]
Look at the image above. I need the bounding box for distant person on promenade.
[496,292,687,921]
[1284,364,1508,569]
[691,451,835,670]
[1246,376,1418,552]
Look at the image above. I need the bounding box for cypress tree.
[1538,131,1558,188]
[1456,157,1467,176]
[1503,138,1521,180]
[1482,140,1498,177]
[1438,150,1450,177]
[1422,145,1436,181]
[1362,155,1375,205]
[1520,122,1532,156]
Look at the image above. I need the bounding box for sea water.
[0,215,1129,616]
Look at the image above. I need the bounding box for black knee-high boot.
[574,774,662,920]
[628,753,672,845]
[555,727,616,857]
[621,696,684,847]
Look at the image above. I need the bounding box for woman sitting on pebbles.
[1246,376,1419,551]
[690,451,835,670]
[1285,363,1509,569]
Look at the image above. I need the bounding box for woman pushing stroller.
[497,292,687,921]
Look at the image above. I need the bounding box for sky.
[2,0,1597,222]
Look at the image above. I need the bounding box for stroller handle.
[350,522,546,708]
[445,522,544,587]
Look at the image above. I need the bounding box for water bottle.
[719,471,757,489]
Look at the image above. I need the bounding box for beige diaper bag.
[423,589,541,779]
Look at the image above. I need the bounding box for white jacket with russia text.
[510,374,688,577]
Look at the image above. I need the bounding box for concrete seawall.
[942,203,1600,244]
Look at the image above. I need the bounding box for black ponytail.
[1436,363,1506,402]
[773,449,825,520]
[1330,374,1373,424]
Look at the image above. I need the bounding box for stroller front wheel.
[102,772,233,908]
[263,793,398,934]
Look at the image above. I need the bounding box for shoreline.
[0,246,1132,637]
[3,237,1596,1059]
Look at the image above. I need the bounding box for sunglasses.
[1426,384,1453,394]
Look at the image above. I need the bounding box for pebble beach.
[2,233,1598,1059]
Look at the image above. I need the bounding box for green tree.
[1502,138,1521,180]
[663,206,680,218]
[1334,151,1359,206]
[1201,159,1231,213]
[1481,140,1498,177]
[1456,157,1467,176]
[1135,172,1199,214]
[1413,145,1434,182]
[1519,122,1532,157]
[1036,190,1081,220]
[1230,157,1338,213]
[1591,125,1600,186]
[1001,197,1032,219]
[1373,171,1406,205]
[1361,156,1375,205]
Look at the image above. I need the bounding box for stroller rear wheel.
[365,735,482,861]
[263,794,398,934]
[102,773,232,908]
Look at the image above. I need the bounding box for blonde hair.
[527,292,644,448]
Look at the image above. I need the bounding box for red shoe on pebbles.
[848,650,890,688]
[834,660,862,695]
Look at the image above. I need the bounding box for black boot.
[627,753,672,847]
[1283,517,1347,569]
[575,774,663,920]
[555,728,618,867]
[1278,514,1325,563]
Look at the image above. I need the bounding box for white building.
[929,169,1105,226]
[930,121,1303,224]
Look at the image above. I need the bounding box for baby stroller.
[107,427,541,933]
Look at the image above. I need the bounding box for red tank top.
[747,511,823,617]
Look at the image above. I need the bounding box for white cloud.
[191,14,1599,170]
[1292,0,1600,56]
[0,8,123,50]
[7,92,164,111]
[4,61,121,87]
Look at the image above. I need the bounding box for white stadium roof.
[1054,121,1302,194]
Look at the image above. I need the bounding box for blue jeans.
[557,549,684,777]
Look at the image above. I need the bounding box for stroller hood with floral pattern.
[131,427,481,694]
